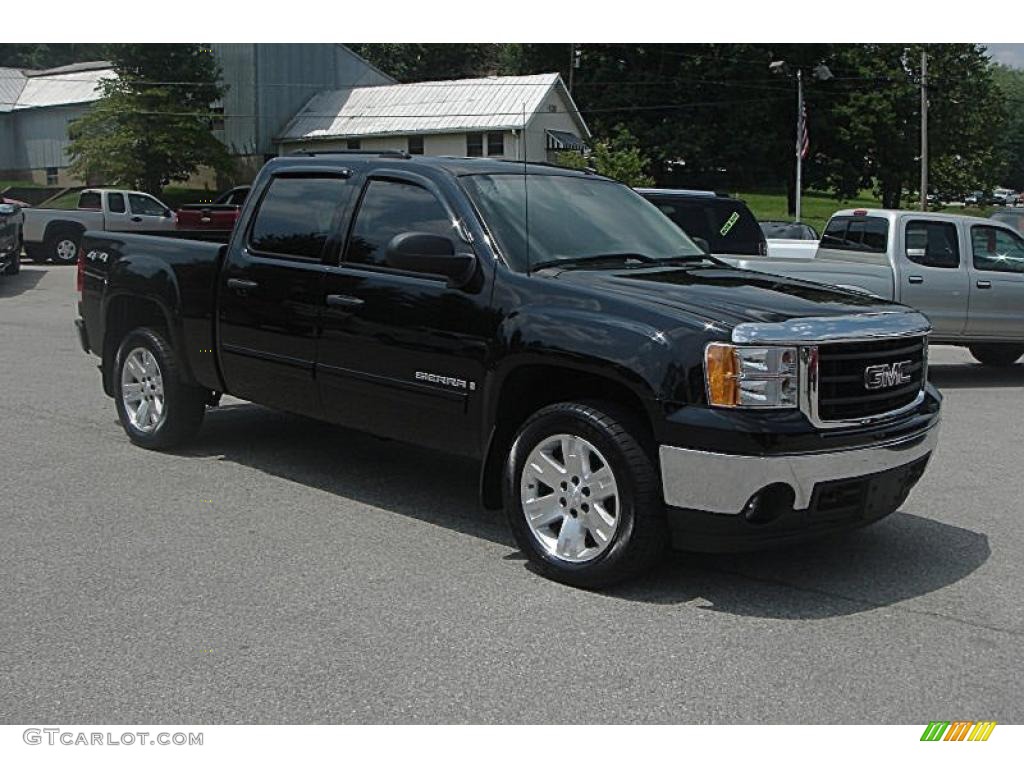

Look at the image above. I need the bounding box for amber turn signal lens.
[705,343,739,407]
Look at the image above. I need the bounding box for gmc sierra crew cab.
[723,209,1024,367]
[75,153,941,587]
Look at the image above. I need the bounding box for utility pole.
[920,50,928,211]
[795,68,804,223]
[568,43,575,94]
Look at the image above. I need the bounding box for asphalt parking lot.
[1,263,1022,724]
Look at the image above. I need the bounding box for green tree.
[557,126,654,186]
[0,44,108,69]
[345,44,518,82]
[67,44,231,195]
[991,63,1024,190]
[819,44,1005,207]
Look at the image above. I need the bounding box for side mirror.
[0,203,16,216]
[692,236,711,254]
[162,209,172,218]
[385,232,476,287]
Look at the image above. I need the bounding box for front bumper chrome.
[659,420,939,515]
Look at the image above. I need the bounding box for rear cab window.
[653,197,765,256]
[821,216,889,254]
[79,192,101,210]
[248,176,351,260]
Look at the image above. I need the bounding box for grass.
[731,188,994,233]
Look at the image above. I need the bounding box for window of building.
[249,176,349,259]
[347,139,361,150]
[971,225,1024,274]
[466,133,484,157]
[904,220,959,268]
[107,193,126,214]
[408,135,424,155]
[209,105,225,132]
[486,132,505,157]
[45,167,59,186]
[344,180,453,269]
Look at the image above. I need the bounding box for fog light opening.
[742,483,795,525]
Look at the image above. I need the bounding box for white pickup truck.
[23,188,175,264]
[724,209,1024,366]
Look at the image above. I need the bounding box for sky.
[986,44,1024,68]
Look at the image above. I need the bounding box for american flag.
[797,100,810,159]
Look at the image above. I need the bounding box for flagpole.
[795,68,803,224]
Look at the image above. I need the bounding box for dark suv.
[637,188,767,256]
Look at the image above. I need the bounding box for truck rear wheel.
[45,227,82,264]
[113,327,207,450]
[969,344,1024,367]
[503,401,667,588]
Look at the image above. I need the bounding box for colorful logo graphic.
[920,721,997,741]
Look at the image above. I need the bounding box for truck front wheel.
[113,327,207,449]
[969,344,1024,367]
[503,401,667,588]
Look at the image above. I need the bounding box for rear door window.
[107,193,126,214]
[904,220,959,268]
[654,199,764,255]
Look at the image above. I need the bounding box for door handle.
[326,294,365,308]
[976,280,992,289]
[908,275,924,284]
[130,216,143,223]
[226,278,259,292]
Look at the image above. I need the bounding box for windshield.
[462,173,704,272]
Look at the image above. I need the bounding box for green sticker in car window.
[720,212,740,237]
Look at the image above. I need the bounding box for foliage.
[66,44,232,195]
[556,126,655,186]
[991,64,1024,190]
[0,44,108,69]
[346,44,519,82]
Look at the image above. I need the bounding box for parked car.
[175,185,251,231]
[759,220,819,240]
[75,154,940,587]
[722,209,1024,366]
[760,220,820,259]
[993,188,1019,206]
[0,199,25,275]
[636,188,767,256]
[965,190,994,206]
[23,188,176,264]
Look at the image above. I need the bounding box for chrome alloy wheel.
[55,238,77,263]
[520,433,620,563]
[121,347,166,433]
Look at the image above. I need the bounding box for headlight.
[705,343,799,409]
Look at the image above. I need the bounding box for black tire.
[969,344,1024,367]
[113,327,207,450]
[45,226,82,264]
[503,401,667,588]
[3,244,19,275]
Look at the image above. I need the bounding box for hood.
[549,264,902,328]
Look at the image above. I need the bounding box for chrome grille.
[816,336,927,422]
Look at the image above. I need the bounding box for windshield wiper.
[529,252,660,273]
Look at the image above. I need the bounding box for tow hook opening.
[742,483,795,525]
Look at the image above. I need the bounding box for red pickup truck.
[175,186,249,230]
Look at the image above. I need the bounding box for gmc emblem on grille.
[863,360,913,390]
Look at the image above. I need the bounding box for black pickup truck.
[75,152,941,587]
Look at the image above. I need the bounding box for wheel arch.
[478,360,659,511]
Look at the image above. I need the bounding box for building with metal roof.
[0,45,393,186]
[277,72,589,163]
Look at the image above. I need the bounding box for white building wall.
[525,88,585,161]
[281,129,530,160]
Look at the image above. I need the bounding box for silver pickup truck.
[725,209,1024,366]
[23,188,175,264]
